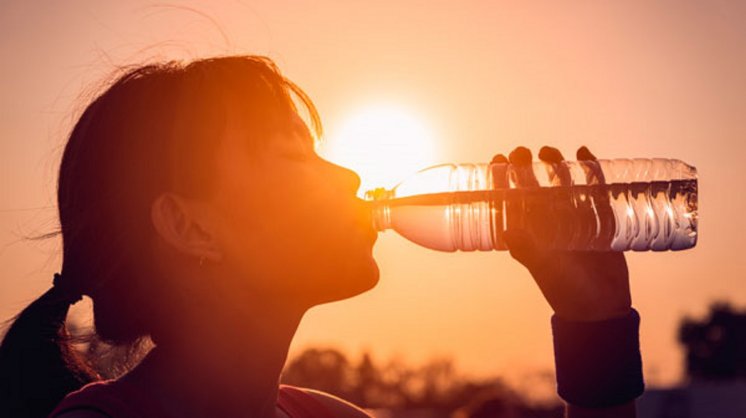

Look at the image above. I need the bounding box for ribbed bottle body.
[366,159,698,252]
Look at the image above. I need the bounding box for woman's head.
[63,55,378,342]
[0,55,379,416]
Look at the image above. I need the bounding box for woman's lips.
[367,228,378,245]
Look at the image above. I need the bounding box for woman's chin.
[314,258,380,305]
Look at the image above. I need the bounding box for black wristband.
[551,308,645,408]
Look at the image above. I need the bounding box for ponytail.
[0,277,99,418]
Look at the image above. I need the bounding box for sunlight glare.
[319,105,438,197]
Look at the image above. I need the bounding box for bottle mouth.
[364,187,394,201]
[364,187,393,231]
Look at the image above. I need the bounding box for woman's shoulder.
[52,410,110,418]
[48,379,151,418]
[302,391,373,418]
[280,384,373,418]
[51,382,372,418]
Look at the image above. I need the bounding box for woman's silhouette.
[0,56,642,418]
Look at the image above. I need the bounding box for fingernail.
[509,147,533,165]
[539,146,564,163]
[491,154,509,164]
[577,146,597,161]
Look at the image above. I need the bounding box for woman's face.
[205,114,379,308]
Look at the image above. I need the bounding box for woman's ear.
[150,192,223,262]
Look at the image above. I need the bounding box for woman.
[0,55,643,418]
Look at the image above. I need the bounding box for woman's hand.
[493,146,632,322]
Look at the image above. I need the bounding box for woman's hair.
[0,55,321,418]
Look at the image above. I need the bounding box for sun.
[319,105,438,197]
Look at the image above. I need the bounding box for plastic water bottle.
[365,158,698,252]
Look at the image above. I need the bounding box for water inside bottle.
[370,179,697,252]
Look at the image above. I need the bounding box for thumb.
[504,228,544,270]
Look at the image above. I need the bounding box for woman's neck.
[123,302,307,418]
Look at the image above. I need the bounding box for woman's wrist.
[554,305,633,322]
[551,307,645,408]
[567,400,638,418]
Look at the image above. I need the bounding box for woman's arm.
[53,410,110,418]
[567,401,637,418]
[497,146,642,417]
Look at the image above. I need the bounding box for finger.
[508,146,539,187]
[489,154,511,249]
[539,146,571,186]
[503,147,539,249]
[508,146,533,166]
[490,153,510,189]
[538,146,564,164]
[576,145,605,184]
[491,153,509,164]
[575,145,613,250]
[576,145,597,161]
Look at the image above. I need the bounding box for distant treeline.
[280,347,562,416]
[678,301,746,381]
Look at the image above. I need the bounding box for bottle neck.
[371,202,391,232]
[365,187,393,231]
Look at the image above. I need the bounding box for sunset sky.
[1,0,745,398]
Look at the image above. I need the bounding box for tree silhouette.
[678,301,746,381]
[279,346,562,416]
[281,347,355,397]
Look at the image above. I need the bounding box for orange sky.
[1,0,745,397]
